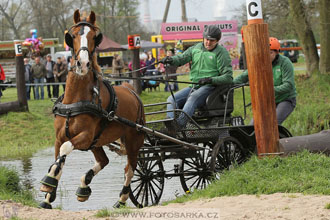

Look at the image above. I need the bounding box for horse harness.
[52,71,118,151]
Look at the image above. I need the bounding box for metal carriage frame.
[112,84,292,208]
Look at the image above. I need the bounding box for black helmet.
[203,25,222,41]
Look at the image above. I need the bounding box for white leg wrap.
[48,141,73,179]
[92,162,102,175]
[120,165,134,202]
[124,166,134,186]
[60,141,74,156]
[80,162,101,187]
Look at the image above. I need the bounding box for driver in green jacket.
[233,37,297,124]
[161,25,233,128]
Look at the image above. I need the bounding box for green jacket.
[171,42,233,87]
[31,63,47,79]
[233,54,296,103]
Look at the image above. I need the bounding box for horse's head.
[65,10,103,76]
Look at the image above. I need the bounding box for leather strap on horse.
[53,79,117,150]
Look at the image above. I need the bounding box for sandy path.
[1,193,329,220]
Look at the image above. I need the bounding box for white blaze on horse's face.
[77,26,91,75]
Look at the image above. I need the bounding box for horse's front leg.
[76,147,109,202]
[39,131,92,209]
[39,140,74,209]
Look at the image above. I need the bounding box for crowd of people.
[23,54,69,100]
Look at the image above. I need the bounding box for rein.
[106,61,199,85]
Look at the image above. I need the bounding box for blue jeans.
[167,86,215,127]
[26,81,31,100]
[34,77,45,100]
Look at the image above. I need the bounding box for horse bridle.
[65,20,103,62]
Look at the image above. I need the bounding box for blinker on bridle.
[65,20,103,62]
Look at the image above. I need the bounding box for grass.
[0,166,36,207]
[325,203,330,209]
[165,151,330,205]
[95,206,132,218]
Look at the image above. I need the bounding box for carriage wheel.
[210,136,247,172]
[179,142,216,193]
[129,151,165,208]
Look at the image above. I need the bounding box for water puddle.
[0,147,184,211]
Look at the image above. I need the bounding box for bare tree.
[162,0,171,23]
[288,0,319,76]
[0,0,27,39]
[181,0,187,22]
[318,0,330,74]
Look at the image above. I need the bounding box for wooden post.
[0,40,28,115]
[16,55,28,111]
[244,0,279,155]
[132,49,142,94]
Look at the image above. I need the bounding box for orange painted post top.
[246,0,264,25]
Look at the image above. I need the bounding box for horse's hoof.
[77,196,90,202]
[76,186,91,202]
[40,184,53,193]
[39,201,52,209]
[40,175,58,188]
[113,201,126,209]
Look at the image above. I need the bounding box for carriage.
[109,83,292,208]
[39,10,292,209]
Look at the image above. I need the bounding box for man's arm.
[233,70,249,84]
[171,45,194,67]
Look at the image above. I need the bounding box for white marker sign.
[246,0,263,21]
[134,35,141,48]
[14,40,22,56]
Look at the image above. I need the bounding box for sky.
[139,0,246,23]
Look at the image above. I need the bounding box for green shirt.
[233,54,296,103]
[171,42,233,87]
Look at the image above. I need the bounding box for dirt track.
[1,193,329,220]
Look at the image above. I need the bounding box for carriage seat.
[193,85,234,119]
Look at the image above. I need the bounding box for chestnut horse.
[39,10,145,209]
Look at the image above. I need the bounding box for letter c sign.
[246,0,263,21]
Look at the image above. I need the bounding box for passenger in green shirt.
[233,37,297,124]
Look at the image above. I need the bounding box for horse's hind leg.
[39,140,74,209]
[113,133,143,208]
[76,147,109,202]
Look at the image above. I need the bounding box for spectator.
[24,58,33,100]
[112,54,125,85]
[53,57,67,98]
[31,56,47,100]
[45,54,56,98]
[233,37,297,125]
[67,56,72,71]
[145,51,156,75]
[159,49,178,92]
[0,63,5,100]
